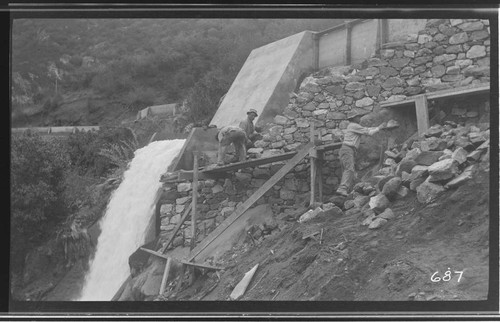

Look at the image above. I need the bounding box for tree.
[11,133,70,270]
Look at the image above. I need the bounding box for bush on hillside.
[184,69,231,123]
[65,127,135,177]
[11,132,71,270]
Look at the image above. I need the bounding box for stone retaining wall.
[158,18,490,251]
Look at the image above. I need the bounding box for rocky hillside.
[104,18,492,302]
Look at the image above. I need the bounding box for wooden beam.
[380,83,490,109]
[188,141,315,262]
[310,123,317,206]
[415,94,430,136]
[159,257,172,295]
[139,247,224,270]
[167,170,229,182]
[191,152,199,251]
[202,151,298,174]
[345,22,352,65]
[426,83,489,100]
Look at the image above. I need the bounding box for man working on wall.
[336,111,386,197]
[239,109,261,148]
[216,126,247,166]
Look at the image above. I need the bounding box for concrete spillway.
[210,31,315,128]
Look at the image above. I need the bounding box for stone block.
[379,208,395,220]
[369,217,388,229]
[414,151,444,166]
[428,159,458,182]
[416,179,445,203]
[369,194,390,214]
[177,182,192,192]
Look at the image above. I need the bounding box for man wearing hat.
[336,111,386,196]
[239,109,262,148]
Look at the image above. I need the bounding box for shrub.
[124,87,156,111]
[11,133,71,270]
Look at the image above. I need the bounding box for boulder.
[379,208,395,220]
[424,125,443,137]
[353,195,371,208]
[467,150,483,162]
[444,169,473,189]
[451,147,468,164]
[396,159,417,176]
[369,194,390,214]
[414,151,444,166]
[416,180,445,203]
[410,177,426,191]
[321,204,343,217]
[395,185,410,199]
[369,218,388,229]
[344,199,355,210]
[381,177,402,199]
[428,159,458,182]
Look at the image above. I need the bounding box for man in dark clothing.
[239,108,261,148]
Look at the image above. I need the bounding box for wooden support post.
[191,151,199,251]
[317,154,323,203]
[310,123,317,206]
[345,21,352,66]
[159,257,172,295]
[415,94,430,136]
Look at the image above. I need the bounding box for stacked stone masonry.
[159,19,490,249]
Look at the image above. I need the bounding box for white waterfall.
[78,139,185,301]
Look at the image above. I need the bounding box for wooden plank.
[159,257,172,295]
[188,141,315,262]
[230,264,259,300]
[140,247,224,270]
[179,259,224,271]
[426,83,489,100]
[202,151,298,174]
[158,202,192,254]
[309,123,317,206]
[191,152,199,250]
[415,94,430,136]
[380,97,416,108]
[380,83,490,109]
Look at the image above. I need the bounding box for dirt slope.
[171,170,490,301]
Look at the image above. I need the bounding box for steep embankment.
[172,159,489,302]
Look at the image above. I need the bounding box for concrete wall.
[136,104,177,120]
[317,19,429,69]
[318,28,347,69]
[350,19,379,64]
[387,19,427,42]
[171,127,219,171]
[210,31,315,128]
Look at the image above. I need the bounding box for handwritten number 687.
[431,270,463,282]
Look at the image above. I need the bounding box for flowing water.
[77,139,185,301]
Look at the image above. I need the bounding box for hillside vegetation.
[12,18,341,127]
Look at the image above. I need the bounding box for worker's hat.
[247,109,258,116]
